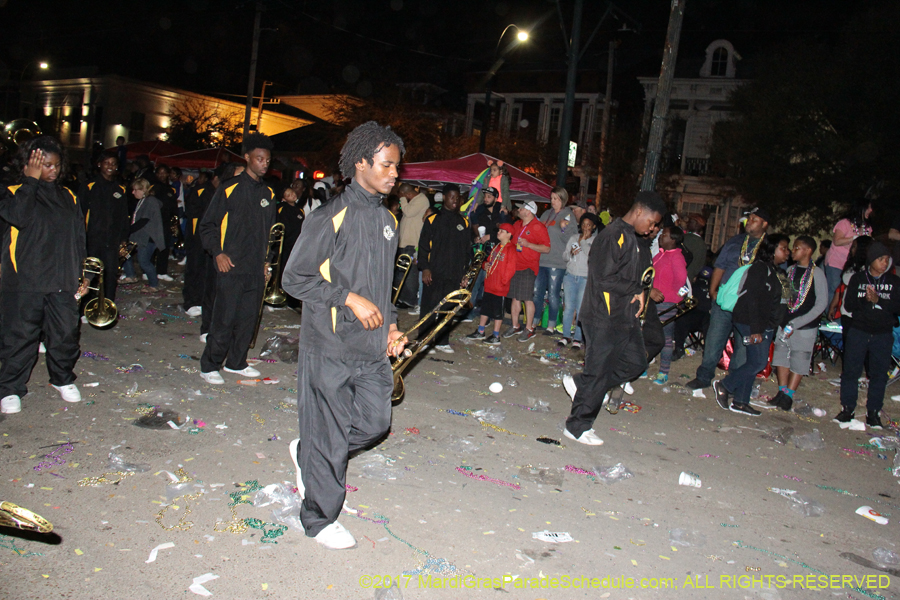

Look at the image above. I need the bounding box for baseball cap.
[745,206,771,223]
[497,223,515,234]
[519,200,538,215]
[574,198,589,210]
[483,186,499,197]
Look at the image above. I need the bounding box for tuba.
[389,289,472,402]
[391,253,413,304]
[250,223,286,348]
[81,257,118,328]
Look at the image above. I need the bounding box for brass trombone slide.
[638,266,655,323]
[390,288,472,401]
[658,296,697,327]
[391,253,413,304]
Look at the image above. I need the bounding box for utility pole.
[555,0,584,187]
[594,40,616,209]
[242,0,263,141]
[639,0,685,192]
[255,80,272,132]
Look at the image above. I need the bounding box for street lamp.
[20,60,50,81]
[478,24,529,154]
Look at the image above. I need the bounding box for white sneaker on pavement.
[52,384,81,403]
[199,333,208,343]
[563,428,604,446]
[158,274,174,282]
[622,382,634,395]
[563,374,577,401]
[201,371,225,385]
[434,345,454,354]
[38,342,46,354]
[185,306,202,317]
[314,521,357,550]
[1,395,21,414]
[178,258,187,266]
[223,366,261,377]
[288,438,305,500]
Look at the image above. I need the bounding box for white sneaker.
[434,344,454,354]
[80,315,88,324]
[158,274,174,282]
[1,395,21,414]
[38,342,46,354]
[224,366,261,377]
[52,384,81,403]
[142,274,148,281]
[622,382,634,395]
[288,438,305,500]
[314,521,357,550]
[407,306,420,315]
[563,374,577,401]
[564,428,604,446]
[201,371,225,385]
[185,306,202,317]
[178,258,187,266]
[199,333,208,343]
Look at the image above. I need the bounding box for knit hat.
[866,241,891,267]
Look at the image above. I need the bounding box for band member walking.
[0,137,87,414]
[562,191,667,445]
[182,169,218,317]
[81,149,129,303]
[282,121,407,550]
[198,134,276,384]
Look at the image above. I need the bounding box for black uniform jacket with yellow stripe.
[185,181,215,238]
[282,180,398,361]
[0,176,86,293]
[579,217,644,325]
[417,208,472,283]
[81,176,129,247]
[198,172,275,276]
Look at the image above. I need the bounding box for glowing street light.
[479,24,530,153]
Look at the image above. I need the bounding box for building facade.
[18,75,311,158]
[638,40,749,249]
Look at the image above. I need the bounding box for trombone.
[639,266,655,324]
[81,257,118,328]
[250,223,286,349]
[389,289,472,402]
[392,253,413,304]
[659,296,697,326]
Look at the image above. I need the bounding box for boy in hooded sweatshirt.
[834,242,900,429]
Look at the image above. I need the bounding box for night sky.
[0,0,876,115]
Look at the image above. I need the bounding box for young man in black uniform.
[466,186,508,320]
[81,150,129,303]
[0,137,87,414]
[277,185,305,310]
[182,169,218,317]
[152,163,177,282]
[561,191,666,445]
[198,135,276,384]
[418,184,472,353]
[282,121,407,550]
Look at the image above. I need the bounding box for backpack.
[716,264,752,312]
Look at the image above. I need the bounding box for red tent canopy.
[162,148,246,169]
[123,140,187,161]
[399,153,553,204]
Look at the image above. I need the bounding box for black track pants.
[200,273,263,372]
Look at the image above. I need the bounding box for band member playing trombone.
[282,121,407,550]
[81,149,128,303]
[561,191,666,446]
[198,133,276,385]
[0,137,87,415]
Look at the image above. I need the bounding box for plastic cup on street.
[679,471,701,488]
[489,382,503,394]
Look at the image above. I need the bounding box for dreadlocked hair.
[339,121,405,178]
[11,135,70,183]
[242,132,273,155]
